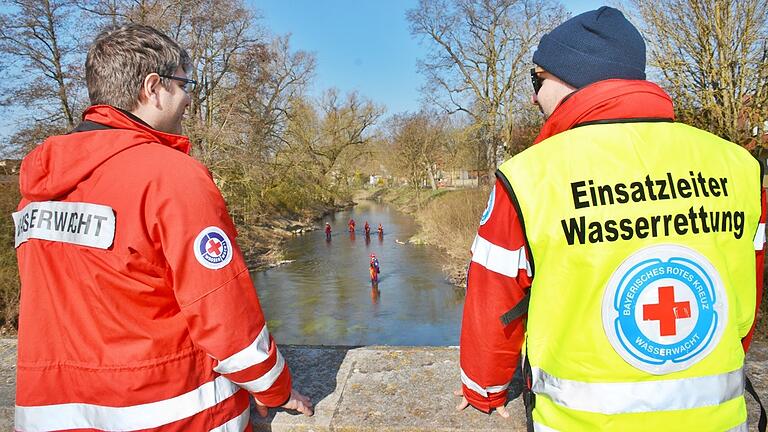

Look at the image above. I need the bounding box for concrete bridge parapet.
[1,341,766,431]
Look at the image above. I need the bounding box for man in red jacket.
[13,24,311,431]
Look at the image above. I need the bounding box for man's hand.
[453,389,509,418]
[255,388,314,417]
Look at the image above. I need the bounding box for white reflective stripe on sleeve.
[754,223,765,250]
[471,235,531,278]
[15,376,239,431]
[532,367,743,414]
[209,406,249,432]
[214,325,271,374]
[13,201,115,249]
[234,349,286,393]
[460,368,510,398]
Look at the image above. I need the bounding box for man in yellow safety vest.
[457,6,766,431]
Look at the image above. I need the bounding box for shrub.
[0,181,20,333]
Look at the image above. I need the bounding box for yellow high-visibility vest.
[498,121,763,431]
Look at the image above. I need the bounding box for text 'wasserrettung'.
[561,171,745,245]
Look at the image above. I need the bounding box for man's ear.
[138,73,163,108]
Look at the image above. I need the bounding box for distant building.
[435,169,479,188]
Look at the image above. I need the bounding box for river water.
[251,200,466,346]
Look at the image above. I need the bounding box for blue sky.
[251,0,608,115]
[0,1,609,141]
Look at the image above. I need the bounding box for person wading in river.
[369,253,381,284]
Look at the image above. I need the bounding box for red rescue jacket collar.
[84,105,191,154]
[534,79,675,144]
[19,105,192,201]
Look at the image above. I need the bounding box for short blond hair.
[85,24,191,111]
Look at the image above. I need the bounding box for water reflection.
[252,200,465,346]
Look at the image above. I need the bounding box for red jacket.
[14,106,290,431]
[460,80,767,412]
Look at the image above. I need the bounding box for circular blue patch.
[193,226,233,269]
[603,245,726,374]
[479,185,496,226]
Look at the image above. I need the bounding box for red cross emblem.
[643,286,691,336]
[207,238,222,256]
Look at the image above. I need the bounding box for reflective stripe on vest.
[532,366,743,414]
[533,420,748,432]
[15,376,240,431]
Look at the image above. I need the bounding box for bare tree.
[407,0,567,176]
[77,0,183,29]
[387,111,447,196]
[438,115,487,184]
[630,0,768,150]
[192,33,316,223]
[287,90,383,183]
[83,0,264,158]
[0,0,83,130]
[316,90,382,177]
[233,35,316,164]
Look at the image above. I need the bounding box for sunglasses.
[158,74,197,93]
[530,68,544,94]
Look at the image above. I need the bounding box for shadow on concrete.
[252,345,358,431]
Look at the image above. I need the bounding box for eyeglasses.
[530,68,544,95]
[158,74,197,93]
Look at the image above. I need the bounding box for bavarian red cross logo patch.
[193,226,233,269]
[602,244,727,374]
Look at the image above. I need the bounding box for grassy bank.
[239,208,342,272]
[413,189,489,285]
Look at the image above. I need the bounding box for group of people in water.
[323,219,384,286]
[346,219,384,237]
[324,219,383,240]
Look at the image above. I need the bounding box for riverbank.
[2,340,767,431]
[239,199,356,272]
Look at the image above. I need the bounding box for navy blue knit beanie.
[532,6,646,88]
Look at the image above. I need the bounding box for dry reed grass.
[415,187,490,285]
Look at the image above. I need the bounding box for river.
[251,200,465,346]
